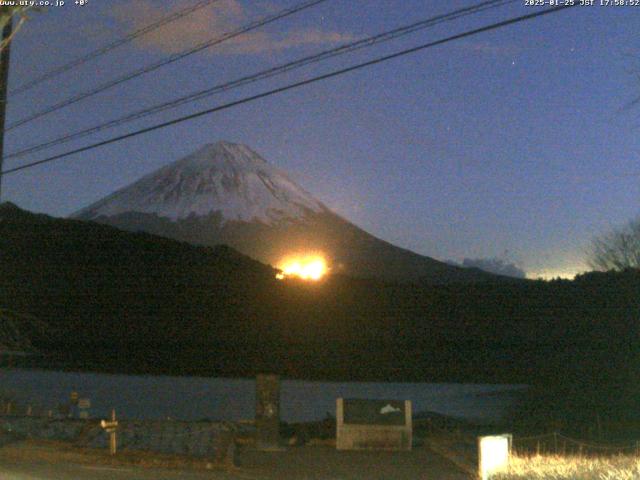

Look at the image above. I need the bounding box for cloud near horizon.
[112,0,357,56]
[448,257,527,279]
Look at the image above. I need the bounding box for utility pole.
[0,13,12,201]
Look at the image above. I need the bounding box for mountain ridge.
[73,141,507,283]
[74,141,328,224]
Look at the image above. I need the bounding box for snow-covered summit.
[74,141,328,224]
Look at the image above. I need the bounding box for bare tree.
[589,217,640,271]
[0,6,35,52]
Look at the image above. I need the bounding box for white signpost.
[478,434,511,480]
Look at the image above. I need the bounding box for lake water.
[0,368,525,424]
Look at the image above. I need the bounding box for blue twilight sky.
[3,0,639,278]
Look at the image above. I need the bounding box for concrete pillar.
[256,374,282,451]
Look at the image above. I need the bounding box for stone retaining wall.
[0,416,238,463]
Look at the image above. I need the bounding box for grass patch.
[495,454,640,480]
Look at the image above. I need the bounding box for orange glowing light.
[276,255,328,281]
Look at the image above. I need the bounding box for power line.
[4,0,330,131]
[0,4,576,179]
[5,0,517,162]
[10,0,222,96]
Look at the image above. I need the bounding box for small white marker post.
[100,409,119,455]
[478,434,511,480]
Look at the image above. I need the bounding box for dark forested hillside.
[1,203,638,397]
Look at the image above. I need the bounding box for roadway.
[0,461,239,479]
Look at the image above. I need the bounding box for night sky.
[3,0,639,279]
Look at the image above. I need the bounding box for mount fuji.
[73,141,498,283]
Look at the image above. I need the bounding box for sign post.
[100,408,119,455]
[78,398,91,419]
[478,434,511,480]
[256,374,282,451]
